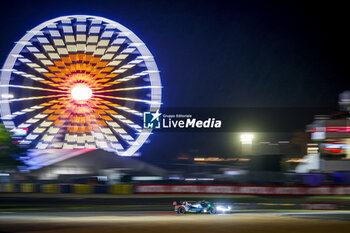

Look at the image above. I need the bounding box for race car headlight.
[216,205,231,211]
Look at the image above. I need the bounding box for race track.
[0,211,349,233]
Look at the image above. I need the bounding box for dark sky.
[0,0,349,161]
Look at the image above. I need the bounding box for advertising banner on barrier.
[134,184,350,196]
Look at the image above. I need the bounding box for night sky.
[0,1,348,161]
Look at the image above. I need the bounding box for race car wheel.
[177,207,186,214]
[208,207,216,214]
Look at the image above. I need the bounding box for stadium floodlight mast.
[0,15,162,156]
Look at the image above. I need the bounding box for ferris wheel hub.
[71,85,92,101]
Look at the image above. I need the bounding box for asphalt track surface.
[2,193,350,211]
[0,211,350,233]
[1,194,350,232]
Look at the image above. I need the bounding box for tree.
[0,124,25,170]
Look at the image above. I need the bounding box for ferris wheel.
[0,15,162,156]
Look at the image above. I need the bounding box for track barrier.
[134,184,350,196]
[0,183,349,195]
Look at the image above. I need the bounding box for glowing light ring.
[0,15,162,156]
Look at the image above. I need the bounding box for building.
[297,91,350,173]
[24,149,167,182]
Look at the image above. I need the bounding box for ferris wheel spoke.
[28,46,55,66]
[0,84,65,93]
[96,102,142,130]
[100,52,147,82]
[109,69,159,85]
[93,104,140,147]
[17,114,54,145]
[11,68,62,89]
[106,112,142,133]
[93,33,137,66]
[18,56,50,74]
[94,85,161,93]
[3,100,56,123]
[2,94,65,103]
[102,101,143,117]
[94,94,161,105]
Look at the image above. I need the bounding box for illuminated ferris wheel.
[0,15,162,156]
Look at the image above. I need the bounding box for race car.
[173,200,231,214]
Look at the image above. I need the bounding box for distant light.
[132,176,163,181]
[97,176,108,181]
[71,85,92,101]
[185,178,197,181]
[11,128,28,136]
[194,157,224,162]
[286,158,308,163]
[240,133,254,144]
[238,158,250,162]
[197,178,214,181]
[224,170,240,176]
[184,178,214,181]
[1,94,14,99]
